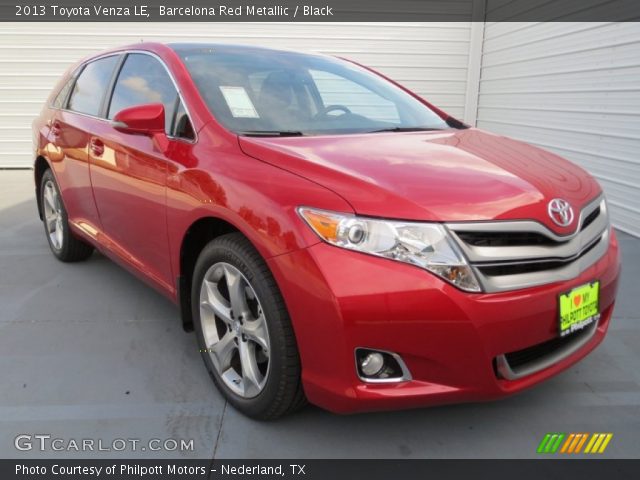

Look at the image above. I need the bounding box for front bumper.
[267,229,621,414]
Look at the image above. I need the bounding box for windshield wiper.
[238,130,306,137]
[366,127,443,133]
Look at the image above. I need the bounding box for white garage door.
[477,22,640,237]
[0,22,474,168]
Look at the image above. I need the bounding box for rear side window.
[51,78,74,109]
[67,55,119,116]
[107,53,178,133]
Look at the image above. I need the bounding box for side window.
[309,69,400,123]
[51,77,74,109]
[171,100,195,140]
[67,56,119,116]
[108,53,178,134]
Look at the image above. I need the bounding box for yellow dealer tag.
[559,281,600,337]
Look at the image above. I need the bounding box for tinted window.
[172,100,195,140]
[51,78,74,109]
[68,55,119,116]
[108,53,178,133]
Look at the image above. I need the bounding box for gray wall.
[477,22,640,237]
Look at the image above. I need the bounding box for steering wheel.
[314,104,352,120]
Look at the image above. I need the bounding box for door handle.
[50,121,61,137]
[89,138,105,157]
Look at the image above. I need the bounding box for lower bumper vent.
[494,316,599,380]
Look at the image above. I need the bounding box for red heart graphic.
[573,295,582,307]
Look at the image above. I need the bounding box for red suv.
[33,43,620,419]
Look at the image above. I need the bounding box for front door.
[87,53,182,292]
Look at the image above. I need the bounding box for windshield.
[173,45,453,136]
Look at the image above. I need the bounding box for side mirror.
[111,103,168,151]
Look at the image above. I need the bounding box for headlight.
[298,207,481,292]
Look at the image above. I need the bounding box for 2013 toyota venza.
[32,43,620,419]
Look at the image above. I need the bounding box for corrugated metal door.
[477,22,640,237]
[0,22,473,168]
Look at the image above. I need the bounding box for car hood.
[238,128,601,235]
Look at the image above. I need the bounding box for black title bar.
[4,459,640,480]
[2,0,640,22]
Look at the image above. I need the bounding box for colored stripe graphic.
[537,433,565,453]
[537,434,552,453]
[574,433,589,453]
[560,434,575,453]
[550,433,565,453]
[568,433,581,453]
[585,433,613,454]
[591,433,606,452]
[584,434,598,453]
[598,434,613,453]
[572,434,582,453]
[541,433,613,454]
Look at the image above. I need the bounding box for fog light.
[355,348,411,383]
[361,352,385,377]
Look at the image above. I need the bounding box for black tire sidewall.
[191,236,294,418]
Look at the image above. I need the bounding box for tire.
[40,169,93,262]
[192,233,305,419]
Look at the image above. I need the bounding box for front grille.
[477,235,601,277]
[456,231,556,247]
[446,195,609,292]
[503,327,592,370]
[581,206,600,231]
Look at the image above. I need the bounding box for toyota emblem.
[547,198,574,227]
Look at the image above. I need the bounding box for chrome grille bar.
[446,195,610,293]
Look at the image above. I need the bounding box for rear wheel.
[40,169,93,262]
[192,233,305,419]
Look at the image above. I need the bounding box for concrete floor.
[0,169,638,459]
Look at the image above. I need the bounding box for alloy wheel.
[199,262,271,398]
[43,179,64,250]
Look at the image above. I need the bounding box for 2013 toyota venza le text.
[32,43,620,419]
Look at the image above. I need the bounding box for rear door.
[87,52,193,293]
[53,55,121,237]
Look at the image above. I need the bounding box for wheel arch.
[177,216,242,331]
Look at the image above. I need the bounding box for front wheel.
[192,233,305,419]
[40,169,93,262]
